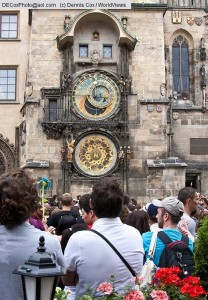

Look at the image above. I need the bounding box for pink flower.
[124,290,145,300]
[96,282,113,295]
[136,276,144,283]
[150,289,169,300]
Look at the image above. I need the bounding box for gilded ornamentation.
[74,134,117,176]
[172,11,182,24]
[67,140,75,162]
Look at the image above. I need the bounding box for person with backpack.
[142,197,194,279]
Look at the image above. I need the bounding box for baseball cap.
[142,202,151,212]
[147,203,158,218]
[152,196,184,216]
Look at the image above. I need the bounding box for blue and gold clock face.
[72,72,120,120]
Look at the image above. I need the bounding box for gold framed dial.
[72,72,120,121]
[74,134,117,177]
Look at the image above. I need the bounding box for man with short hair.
[142,197,193,266]
[47,192,80,229]
[64,178,144,298]
[178,187,199,238]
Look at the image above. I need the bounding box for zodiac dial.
[74,134,117,177]
[72,72,120,121]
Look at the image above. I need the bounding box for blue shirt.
[142,228,194,266]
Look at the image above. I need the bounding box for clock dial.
[72,72,120,120]
[74,134,117,177]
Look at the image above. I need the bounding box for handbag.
[91,229,137,277]
[139,231,157,288]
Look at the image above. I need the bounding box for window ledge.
[0,101,19,104]
[0,38,21,42]
[75,60,117,66]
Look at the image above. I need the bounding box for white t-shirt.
[64,217,144,298]
[182,212,196,237]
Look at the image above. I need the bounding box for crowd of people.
[0,168,208,299]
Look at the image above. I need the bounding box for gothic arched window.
[172,35,189,100]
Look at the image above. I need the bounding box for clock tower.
[41,9,137,194]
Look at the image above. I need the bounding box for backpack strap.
[157,231,173,245]
[180,234,189,246]
[158,231,191,251]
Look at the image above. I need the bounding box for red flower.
[182,276,200,286]
[180,285,207,298]
[154,267,181,281]
[162,274,181,286]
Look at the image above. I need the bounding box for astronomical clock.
[74,133,118,177]
[71,70,122,178]
[72,71,120,121]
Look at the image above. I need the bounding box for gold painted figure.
[67,140,75,162]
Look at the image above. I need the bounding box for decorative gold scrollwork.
[74,134,117,176]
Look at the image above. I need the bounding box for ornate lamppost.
[13,236,65,300]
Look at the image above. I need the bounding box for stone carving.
[41,123,65,139]
[203,14,208,25]
[126,146,132,162]
[187,17,195,26]
[156,104,163,112]
[200,38,206,61]
[61,72,72,90]
[172,11,182,24]
[118,146,124,161]
[172,112,178,120]
[64,15,71,31]
[147,104,154,112]
[0,135,15,174]
[195,17,203,26]
[90,49,101,64]
[92,31,99,41]
[160,83,166,96]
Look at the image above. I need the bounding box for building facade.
[0,0,208,202]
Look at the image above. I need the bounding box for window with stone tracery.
[172,35,189,100]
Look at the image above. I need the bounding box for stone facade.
[0,1,208,202]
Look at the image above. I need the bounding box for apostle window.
[0,68,16,101]
[79,45,88,58]
[0,13,18,39]
[103,45,112,59]
[172,35,189,100]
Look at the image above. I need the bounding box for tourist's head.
[127,210,150,234]
[91,178,123,218]
[178,187,199,213]
[79,193,94,225]
[153,197,184,228]
[0,169,39,228]
[61,193,73,206]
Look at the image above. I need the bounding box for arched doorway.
[0,134,15,175]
